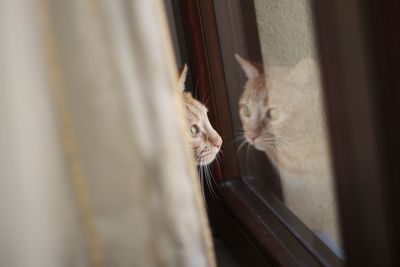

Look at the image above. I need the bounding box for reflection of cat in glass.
[178,64,222,166]
[235,54,340,248]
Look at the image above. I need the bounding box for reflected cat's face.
[236,54,320,156]
[178,65,222,166]
[235,54,289,152]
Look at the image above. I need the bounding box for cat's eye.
[190,125,200,137]
[266,108,279,120]
[241,104,251,117]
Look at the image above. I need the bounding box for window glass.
[214,0,343,257]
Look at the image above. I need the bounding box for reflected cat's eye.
[241,104,251,117]
[190,125,200,137]
[266,108,279,120]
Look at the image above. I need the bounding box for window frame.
[313,0,400,265]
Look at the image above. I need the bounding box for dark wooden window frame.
[170,0,400,266]
[313,0,400,266]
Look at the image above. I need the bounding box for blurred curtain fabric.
[0,0,215,266]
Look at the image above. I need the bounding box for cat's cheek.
[239,116,247,126]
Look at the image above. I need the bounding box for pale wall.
[254,0,317,66]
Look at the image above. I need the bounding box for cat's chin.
[198,155,217,166]
[197,152,218,166]
[253,142,266,151]
[198,161,211,166]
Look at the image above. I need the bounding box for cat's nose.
[246,132,259,142]
[212,136,222,148]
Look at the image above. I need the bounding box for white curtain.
[0,0,215,266]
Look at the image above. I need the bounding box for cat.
[178,64,222,166]
[235,54,341,248]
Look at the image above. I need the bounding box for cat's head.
[178,64,222,166]
[235,54,314,152]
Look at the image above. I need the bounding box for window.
[167,0,400,266]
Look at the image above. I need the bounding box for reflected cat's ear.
[235,54,260,79]
[178,64,188,92]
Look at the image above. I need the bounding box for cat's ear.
[235,54,260,79]
[178,64,188,92]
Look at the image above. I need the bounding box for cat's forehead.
[183,92,208,119]
[240,76,268,104]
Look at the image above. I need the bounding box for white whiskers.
[195,147,220,204]
[260,133,299,152]
[237,139,249,154]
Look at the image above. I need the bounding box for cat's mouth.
[246,135,275,152]
[244,136,263,151]
[197,147,219,166]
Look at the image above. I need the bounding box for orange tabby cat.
[178,64,222,166]
[235,54,340,247]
